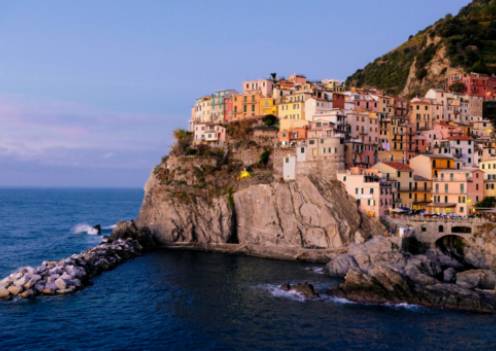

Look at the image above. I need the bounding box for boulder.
[0,287,10,299]
[7,285,22,295]
[55,278,67,291]
[0,278,12,289]
[327,254,358,277]
[19,289,34,298]
[13,276,27,287]
[443,268,457,283]
[456,269,496,290]
[280,282,319,298]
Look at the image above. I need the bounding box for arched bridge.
[386,215,488,245]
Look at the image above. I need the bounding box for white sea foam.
[260,284,307,302]
[260,283,423,311]
[305,266,326,275]
[321,295,356,305]
[103,224,117,230]
[383,302,422,311]
[72,224,99,235]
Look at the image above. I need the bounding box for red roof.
[383,162,412,172]
[447,135,471,141]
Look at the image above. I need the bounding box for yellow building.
[259,97,278,116]
[278,101,306,130]
[480,158,496,197]
[372,161,414,208]
[409,154,456,180]
[413,175,432,210]
[409,98,434,131]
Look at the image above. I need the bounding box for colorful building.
[243,79,274,97]
[480,157,496,198]
[447,72,496,100]
[337,168,396,218]
[409,154,456,180]
[371,161,414,208]
[192,124,226,146]
[232,93,262,121]
[430,168,484,215]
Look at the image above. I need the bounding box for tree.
[270,72,277,82]
[449,82,467,94]
[476,197,496,208]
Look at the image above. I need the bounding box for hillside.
[346,0,496,96]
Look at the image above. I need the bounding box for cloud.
[0,94,178,172]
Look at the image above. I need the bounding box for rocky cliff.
[136,148,385,261]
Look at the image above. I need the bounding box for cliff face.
[136,155,385,259]
[346,0,496,96]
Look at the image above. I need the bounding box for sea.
[0,188,496,351]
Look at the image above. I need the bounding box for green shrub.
[476,197,496,208]
[449,82,467,94]
[259,149,271,167]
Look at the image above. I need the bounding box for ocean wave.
[259,284,308,302]
[72,224,100,235]
[103,224,117,230]
[305,266,326,275]
[383,302,423,311]
[260,283,423,311]
[321,295,356,305]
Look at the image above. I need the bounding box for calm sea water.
[0,188,496,350]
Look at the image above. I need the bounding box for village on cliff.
[188,71,496,220]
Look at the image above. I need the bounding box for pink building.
[431,168,484,216]
[337,167,396,218]
[346,111,380,144]
[193,124,227,146]
[242,79,274,97]
[447,72,496,100]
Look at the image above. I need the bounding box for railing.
[386,214,488,224]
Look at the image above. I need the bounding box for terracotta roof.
[447,135,472,141]
[383,162,412,172]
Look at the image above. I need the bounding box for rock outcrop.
[327,236,496,313]
[137,159,385,260]
[280,282,320,299]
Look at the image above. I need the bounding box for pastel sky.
[0,0,471,188]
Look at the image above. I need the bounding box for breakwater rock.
[0,237,144,300]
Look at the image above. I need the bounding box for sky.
[0,0,471,188]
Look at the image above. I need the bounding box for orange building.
[278,127,307,146]
[232,93,262,121]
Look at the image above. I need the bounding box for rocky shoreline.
[0,237,144,300]
[4,215,496,314]
[327,236,496,313]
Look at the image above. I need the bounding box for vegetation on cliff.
[346,0,496,96]
[153,121,276,204]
